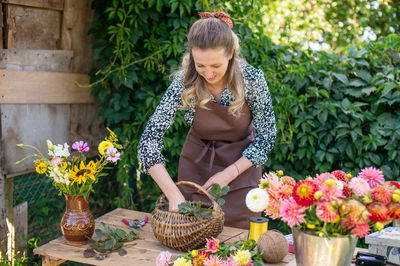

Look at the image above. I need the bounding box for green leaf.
[349,79,366,87]
[104,239,113,249]
[217,198,225,206]
[355,69,373,83]
[332,73,349,85]
[322,77,332,90]
[170,2,178,14]
[115,229,127,239]
[118,248,127,256]
[220,186,230,195]
[361,87,376,95]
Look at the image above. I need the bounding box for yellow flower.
[307,223,316,229]
[35,158,48,174]
[332,214,341,223]
[191,250,198,257]
[173,257,192,266]
[106,127,118,143]
[233,250,251,265]
[277,170,284,176]
[375,222,384,231]
[69,161,97,185]
[98,141,113,155]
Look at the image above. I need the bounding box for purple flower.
[72,141,89,153]
[106,147,120,163]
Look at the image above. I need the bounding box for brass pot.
[293,228,358,266]
[61,194,94,246]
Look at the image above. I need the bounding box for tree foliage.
[89,0,400,211]
[262,0,400,51]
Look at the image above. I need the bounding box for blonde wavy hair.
[179,17,245,117]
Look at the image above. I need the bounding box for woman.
[137,12,276,229]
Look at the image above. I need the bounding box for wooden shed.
[0,0,103,260]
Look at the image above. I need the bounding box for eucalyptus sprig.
[178,184,230,219]
[83,222,140,260]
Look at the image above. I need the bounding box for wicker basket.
[151,181,224,251]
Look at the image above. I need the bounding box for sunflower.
[98,141,113,155]
[35,158,48,174]
[69,161,97,185]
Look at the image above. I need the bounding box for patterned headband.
[198,12,233,29]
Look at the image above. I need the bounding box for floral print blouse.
[137,62,276,172]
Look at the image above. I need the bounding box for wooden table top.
[34,208,296,265]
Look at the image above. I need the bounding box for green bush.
[89,0,400,211]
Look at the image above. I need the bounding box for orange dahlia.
[292,180,318,206]
[279,183,294,199]
[371,185,393,205]
[366,202,388,222]
[388,202,400,219]
[281,176,296,186]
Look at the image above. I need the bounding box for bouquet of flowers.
[259,168,400,238]
[156,237,264,266]
[16,128,122,195]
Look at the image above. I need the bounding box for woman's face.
[192,47,232,87]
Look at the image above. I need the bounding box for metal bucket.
[293,228,358,266]
[393,219,400,227]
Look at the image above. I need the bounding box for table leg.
[42,256,66,266]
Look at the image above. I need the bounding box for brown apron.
[178,101,261,229]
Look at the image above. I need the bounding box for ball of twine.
[257,230,288,263]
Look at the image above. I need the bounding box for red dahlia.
[292,180,318,206]
[332,170,349,184]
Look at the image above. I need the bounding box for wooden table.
[34,208,296,265]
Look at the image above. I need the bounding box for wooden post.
[5,177,13,261]
[0,173,7,258]
[12,202,28,260]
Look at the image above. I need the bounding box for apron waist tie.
[194,140,216,173]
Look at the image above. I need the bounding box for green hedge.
[89,0,400,211]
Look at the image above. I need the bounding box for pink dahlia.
[331,170,349,184]
[264,198,281,219]
[204,255,224,266]
[313,173,334,186]
[279,198,307,227]
[349,177,370,196]
[292,180,318,206]
[371,184,393,205]
[358,167,384,188]
[205,237,220,253]
[156,251,171,266]
[223,257,240,266]
[351,223,370,238]
[316,202,338,222]
[319,183,343,202]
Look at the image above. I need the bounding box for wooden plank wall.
[0,0,103,260]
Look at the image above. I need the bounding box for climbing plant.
[89,0,400,211]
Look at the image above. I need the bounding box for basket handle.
[176,181,218,206]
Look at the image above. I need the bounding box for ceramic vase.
[61,193,94,246]
[292,227,358,266]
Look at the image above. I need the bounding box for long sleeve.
[242,68,276,167]
[137,74,185,172]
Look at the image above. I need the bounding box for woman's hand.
[168,193,186,212]
[202,165,237,191]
